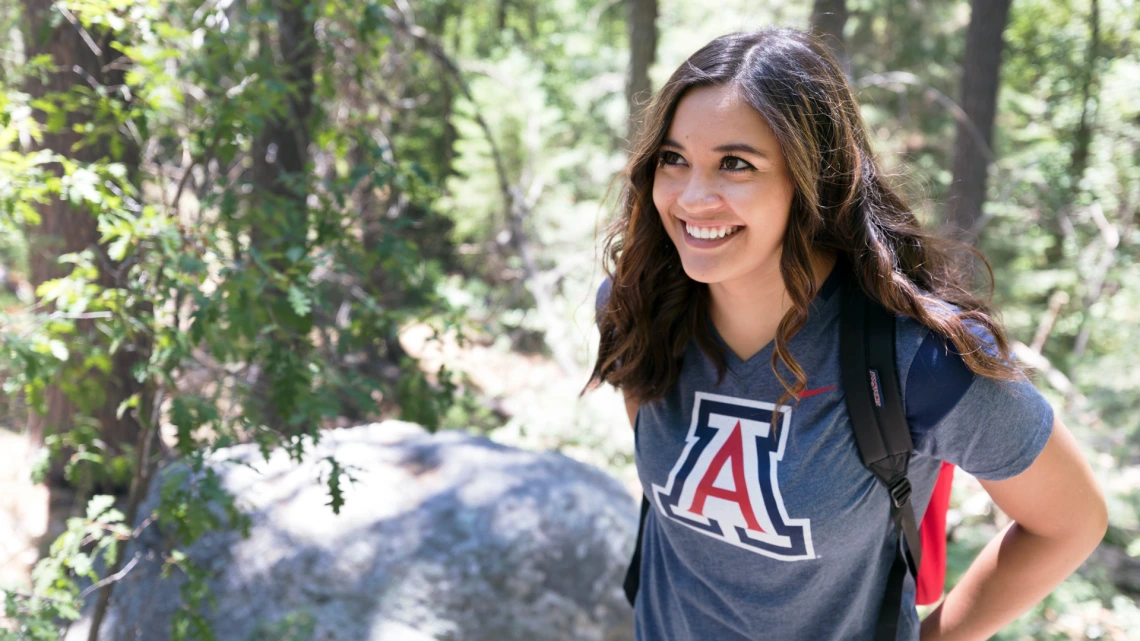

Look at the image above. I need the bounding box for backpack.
[621,274,955,641]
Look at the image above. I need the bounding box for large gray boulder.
[72,421,637,641]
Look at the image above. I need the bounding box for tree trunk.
[497,0,509,31]
[810,0,850,77]
[247,0,318,432]
[21,0,145,484]
[626,0,657,142]
[1048,0,1100,264]
[1068,0,1099,186]
[944,0,1013,241]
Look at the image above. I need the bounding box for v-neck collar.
[706,263,842,378]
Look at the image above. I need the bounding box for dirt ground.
[0,429,49,590]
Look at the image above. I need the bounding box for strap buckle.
[888,477,912,509]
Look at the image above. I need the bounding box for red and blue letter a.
[689,420,765,533]
[651,392,815,560]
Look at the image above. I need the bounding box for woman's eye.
[656,151,754,172]
[721,156,755,172]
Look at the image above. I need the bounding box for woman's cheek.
[652,187,674,228]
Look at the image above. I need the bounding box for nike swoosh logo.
[798,385,838,399]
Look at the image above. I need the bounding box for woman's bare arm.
[919,414,1107,640]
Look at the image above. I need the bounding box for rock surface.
[70,421,637,641]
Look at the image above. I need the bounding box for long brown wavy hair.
[581,27,1027,416]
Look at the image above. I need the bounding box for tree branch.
[56,5,103,58]
[77,553,140,600]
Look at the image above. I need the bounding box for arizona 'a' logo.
[651,392,814,560]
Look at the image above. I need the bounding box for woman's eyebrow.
[660,139,769,159]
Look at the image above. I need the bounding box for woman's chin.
[679,262,726,285]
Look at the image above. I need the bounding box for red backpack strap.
[916,461,954,605]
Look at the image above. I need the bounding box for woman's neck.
[707,252,837,363]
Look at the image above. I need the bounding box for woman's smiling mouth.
[678,217,745,248]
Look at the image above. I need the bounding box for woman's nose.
[676,174,722,213]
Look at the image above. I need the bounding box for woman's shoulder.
[894,295,1003,366]
[595,276,613,311]
[891,297,996,447]
[894,299,1055,479]
[594,276,615,332]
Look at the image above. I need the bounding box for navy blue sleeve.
[904,331,977,446]
[904,324,1054,481]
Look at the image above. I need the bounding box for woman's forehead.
[665,85,779,153]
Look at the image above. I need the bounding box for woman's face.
[652,84,796,287]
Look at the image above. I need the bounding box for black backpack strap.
[839,272,923,641]
[623,493,650,607]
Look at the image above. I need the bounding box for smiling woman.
[584,25,1024,422]
[580,25,1106,641]
[652,83,801,342]
[652,83,842,366]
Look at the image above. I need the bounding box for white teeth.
[685,223,741,239]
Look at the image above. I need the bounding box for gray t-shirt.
[595,267,1054,640]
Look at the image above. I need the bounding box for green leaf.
[116,393,140,420]
[48,339,69,361]
[85,495,116,521]
[107,233,132,261]
[64,168,102,206]
[1127,537,1140,558]
[287,285,311,317]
